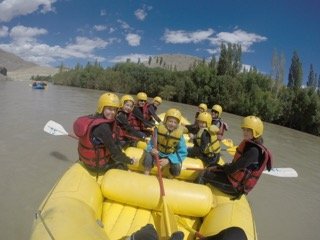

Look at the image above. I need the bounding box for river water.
[0,80,319,240]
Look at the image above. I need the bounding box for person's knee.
[203,227,247,240]
[169,164,181,176]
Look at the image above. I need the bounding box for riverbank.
[6,66,59,81]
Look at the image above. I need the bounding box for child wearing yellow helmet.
[130,92,155,136]
[211,104,228,140]
[197,115,272,199]
[187,112,221,166]
[116,95,147,148]
[184,103,208,134]
[143,108,187,177]
[146,96,162,124]
[73,92,135,172]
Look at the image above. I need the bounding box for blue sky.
[0,0,319,83]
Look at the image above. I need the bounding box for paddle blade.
[263,168,298,178]
[160,197,178,238]
[44,120,69,136]
[221,138,234,148]
[225,146,236,156]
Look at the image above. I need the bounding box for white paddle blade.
[44,120,69,136]
[263,168,298,178]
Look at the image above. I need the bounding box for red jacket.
[227,140,272,194]
[73,115,114,170]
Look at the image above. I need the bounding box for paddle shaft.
[153,128,165,196]
[178,218,204,239]
[184,167,297,178]
[68,133,78,140]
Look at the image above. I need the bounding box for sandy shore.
[7,66,59,81]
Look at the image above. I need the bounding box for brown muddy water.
[0,80,319,240]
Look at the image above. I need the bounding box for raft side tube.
[30,163,108,240]
[101,169,215,217]
[199,186,257,240]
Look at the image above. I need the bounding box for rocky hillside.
[142,54,203,71]
[0,48,58,81]
[0,48,36,71]
[0,47,205,81]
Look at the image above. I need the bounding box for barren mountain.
[143,54,203,71]
[0,48,36,71]
[0,47,205,81]
[0,48,58,81]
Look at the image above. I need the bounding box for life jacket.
[157,123,184,154]
[195,128,221,157]
[129,105,152,131]
[128,109,142,131]
[227,140,272,195]
[146,104,158,122]
[73,115,114,171]
[212,118,228,140]
[141,103,150,120]
[115,110,131,141]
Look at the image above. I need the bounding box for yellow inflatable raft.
[30,146,257,240]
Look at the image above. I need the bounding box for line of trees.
[44,43,320,136]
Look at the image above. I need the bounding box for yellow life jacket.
[195,128,221,157]
[157,123,184,154]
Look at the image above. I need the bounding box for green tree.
[217,43,229,75]
[271,49,285,96]
[287,51,303,90]
[231,43,242,76]
[307,64,316,88]
[217,43,241,76]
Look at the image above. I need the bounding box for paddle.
[43,120,78,139]
[177,217,204,239]
[152,128,178,238]
[221,138,234,148]
[184,167,298,178]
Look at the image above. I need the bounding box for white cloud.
[206,48,220,55]
[242,64,253,72]
[0,25,111,66]
[66,36,109,53]
[163,28,214,44]
[109,27,116,33]
[0,25,9,37]
[100,9,107,16]
[110,53,150,63]
[10,25,47,42]
[135,9,147,21]
[209,29,267,52]
[126,33,141,46]
[134,5,152,21]
[163,28,267,53]
[0,0,56,22]
[94,25,107,32]
[117,19,132,31]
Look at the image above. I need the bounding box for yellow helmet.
[164,108,182,123]
[137,92,148,101]
[241,116,264,138]
[96,92,120,114]
[153,96,162,104]
[198,103,208,112]
[212,104,222,117]
[120,95,134,107]
[197,112,212,127]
